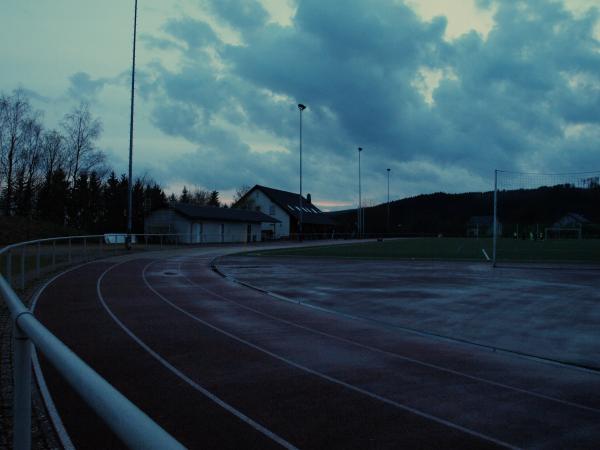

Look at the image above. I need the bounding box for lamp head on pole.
[298,103,306,111]
[387,168,390,172]
[358,147,362,152]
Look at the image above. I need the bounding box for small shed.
[145,203,279,244]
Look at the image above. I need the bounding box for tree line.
[169,186,223,207]
[0,89,168,233]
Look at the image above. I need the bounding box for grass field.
[248,237,600,263]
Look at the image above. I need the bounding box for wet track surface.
[218,256,600,368]
[33,248,600,449]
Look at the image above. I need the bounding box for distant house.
[546,212,590,239]
[552,212,590,229]
[144,203,279,243]
[234,185,336,239]
[467,216,502,237]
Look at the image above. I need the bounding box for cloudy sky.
[2,0,599,209]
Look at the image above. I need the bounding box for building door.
[247,224,252,243]
[192,223,202,243]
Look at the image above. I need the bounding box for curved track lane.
[33,250,600,449]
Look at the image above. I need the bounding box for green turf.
[247,238,600,262]
[249,238,490,260]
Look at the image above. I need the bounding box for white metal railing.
[0,233,191,450]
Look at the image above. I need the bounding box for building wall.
[145,209,262,243]
[250,190,290,238]
[144,209,175,234]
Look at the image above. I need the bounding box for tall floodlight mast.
[126,0,138,249]
[387,168,391,233]
[358,147,363,237]
[298,103,306,240]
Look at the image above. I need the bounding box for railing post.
[99,236,103,259]
[52,241,56,269]
[20,247,26,291]
[160,235,163,250]
[68,238,72,264]
[13,321,32,450]
[83,238,87,261]
[36,243,41,278]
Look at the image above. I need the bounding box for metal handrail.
[0,234,186,449]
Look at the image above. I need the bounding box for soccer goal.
[492,170,600,265]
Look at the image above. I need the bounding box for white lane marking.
[143,261,519,450]
[97,260,298,450]
[482,249,491,261]
[165,260,600,415]
[30,260,106,450]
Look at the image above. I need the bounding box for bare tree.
[0,95,6,191]
[0,90,32,214]
[190,187,210,206]
[232,184,252,204]
[62,102,103,186]
[41,129,65,177]
[15,116,44,215]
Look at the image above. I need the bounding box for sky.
[1,0,599,210]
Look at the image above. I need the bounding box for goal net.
[493,170,600,265]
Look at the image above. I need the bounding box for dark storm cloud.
[68,72,111,99]
[141,0,600,201]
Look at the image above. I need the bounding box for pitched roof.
[171,203,279,223]
[239,185,336,226]
[564,212,590,223]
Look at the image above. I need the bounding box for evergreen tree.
[86,171,103,231]
[179,186,190,203]
[37,169,68,224]
[102,172,122,231]
[208,190,220,207]
[68,172,90,229]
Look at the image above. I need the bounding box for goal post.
[493,169,600,265]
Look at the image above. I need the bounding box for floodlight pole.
[358,147,362,238]
[386,168,390,234]
[298,104,306,241]
[493,169,498,267]
[126,0,138,250]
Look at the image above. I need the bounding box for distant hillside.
[328,185,600,237]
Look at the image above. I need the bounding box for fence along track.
[0,233,187,450]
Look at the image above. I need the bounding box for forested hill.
[328,185,600,236]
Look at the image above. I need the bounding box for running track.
[33,247,600,449]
